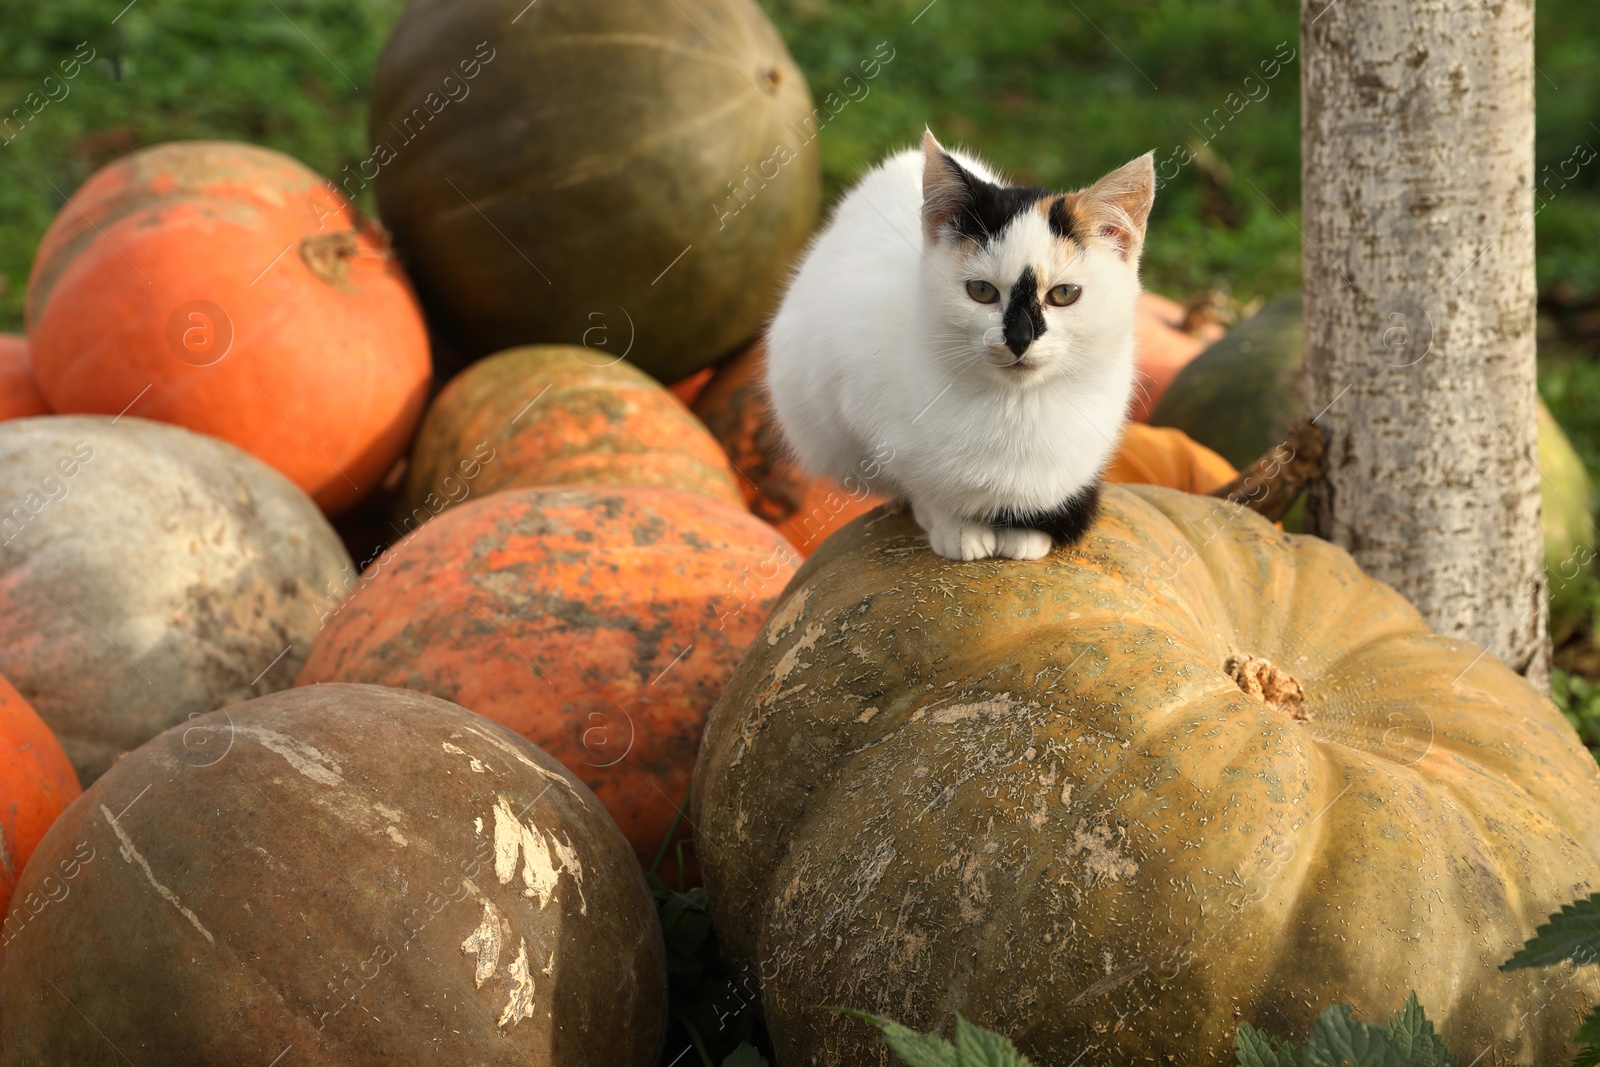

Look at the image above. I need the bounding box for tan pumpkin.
[694,485,1600,1065]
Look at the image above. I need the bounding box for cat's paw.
[994,527,1052,560]
[925,520,1000,561]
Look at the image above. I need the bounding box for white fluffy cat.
[766,131,1155,561]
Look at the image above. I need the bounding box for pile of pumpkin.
[2,0,1599,1064]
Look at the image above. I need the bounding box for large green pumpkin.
[1151,294,1597,640]
[369,0,822,380]
[694,486,1600,1065]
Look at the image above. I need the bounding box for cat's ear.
[921,129,973,241]
[1074,152,1157,261]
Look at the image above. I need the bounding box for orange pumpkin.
[401,345,744,523]
[0,337,48,423]
[0,671,81,924]
[693,340,888,556]
[298,485,798,877]
[1105,422,1237,493]
[26,141,431,515]
[667,365,716,408]
[1131,292,1208,422]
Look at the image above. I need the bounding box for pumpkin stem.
[1209,419,1325,522]
[299,231,360,290]
[1226,653,1311,720]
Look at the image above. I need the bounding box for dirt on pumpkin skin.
[694,485,1600,1067]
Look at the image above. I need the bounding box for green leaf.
[1235,1023,1303,1067]
[952,1015,1033,1066]
[1502,892,1600,970]
[1573,1046,1600,1067]
[825,1008,1034,1067]
[1303,1004,1398,1067]
[1575,1003,1600,1045]
[1382,993,1458,1067]
[722,1043,769,1067]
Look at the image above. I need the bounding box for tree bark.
[1300,0,1547,688]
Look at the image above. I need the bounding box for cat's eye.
[965,279,1000,304]
[1046,283,1082,307]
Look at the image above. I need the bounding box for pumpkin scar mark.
[441,741,488,774]
[459,725,580,799]
[461,899,506,988]
[498,939,537,1028]
[100,805,215,945]
[491,794,586,913]
[40,576,152,685]
[233,724,344,785]
[444,177,552,285]
[766,588,809,645]
[444,577,554,686]
[251,382,361,492]
[1065,945,1173,1007]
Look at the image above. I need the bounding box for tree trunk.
[1300,0,1547,688]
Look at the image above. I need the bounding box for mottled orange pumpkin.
[0,671,80,924]
[402,346,743,523]
[696,485,1600,1065]
[26,141,430,514]
[299,486,797,875]
[0,337,48,423]
[1106,422,1237,493]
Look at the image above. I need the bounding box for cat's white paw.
[924,519,1000,561]
[995,527,1052,560]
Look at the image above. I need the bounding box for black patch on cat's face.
[993,480,1101,546]
[939,152,1050,244]
[1002,266,1046,357]
[1047,197,1077,241]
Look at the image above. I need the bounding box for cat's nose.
[1002,311,1037,356]
[1002,279,1045,357]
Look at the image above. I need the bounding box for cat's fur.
[766,131,1156,561]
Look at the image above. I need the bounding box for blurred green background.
[4,0,1600,717]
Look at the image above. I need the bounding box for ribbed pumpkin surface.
[300,486,797,868]
[369,0,821,379]
[695,485,1600,1065]
[402,345,743,522]
[26,141,430,514]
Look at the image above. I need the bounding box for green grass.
[3,0,1598,327]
